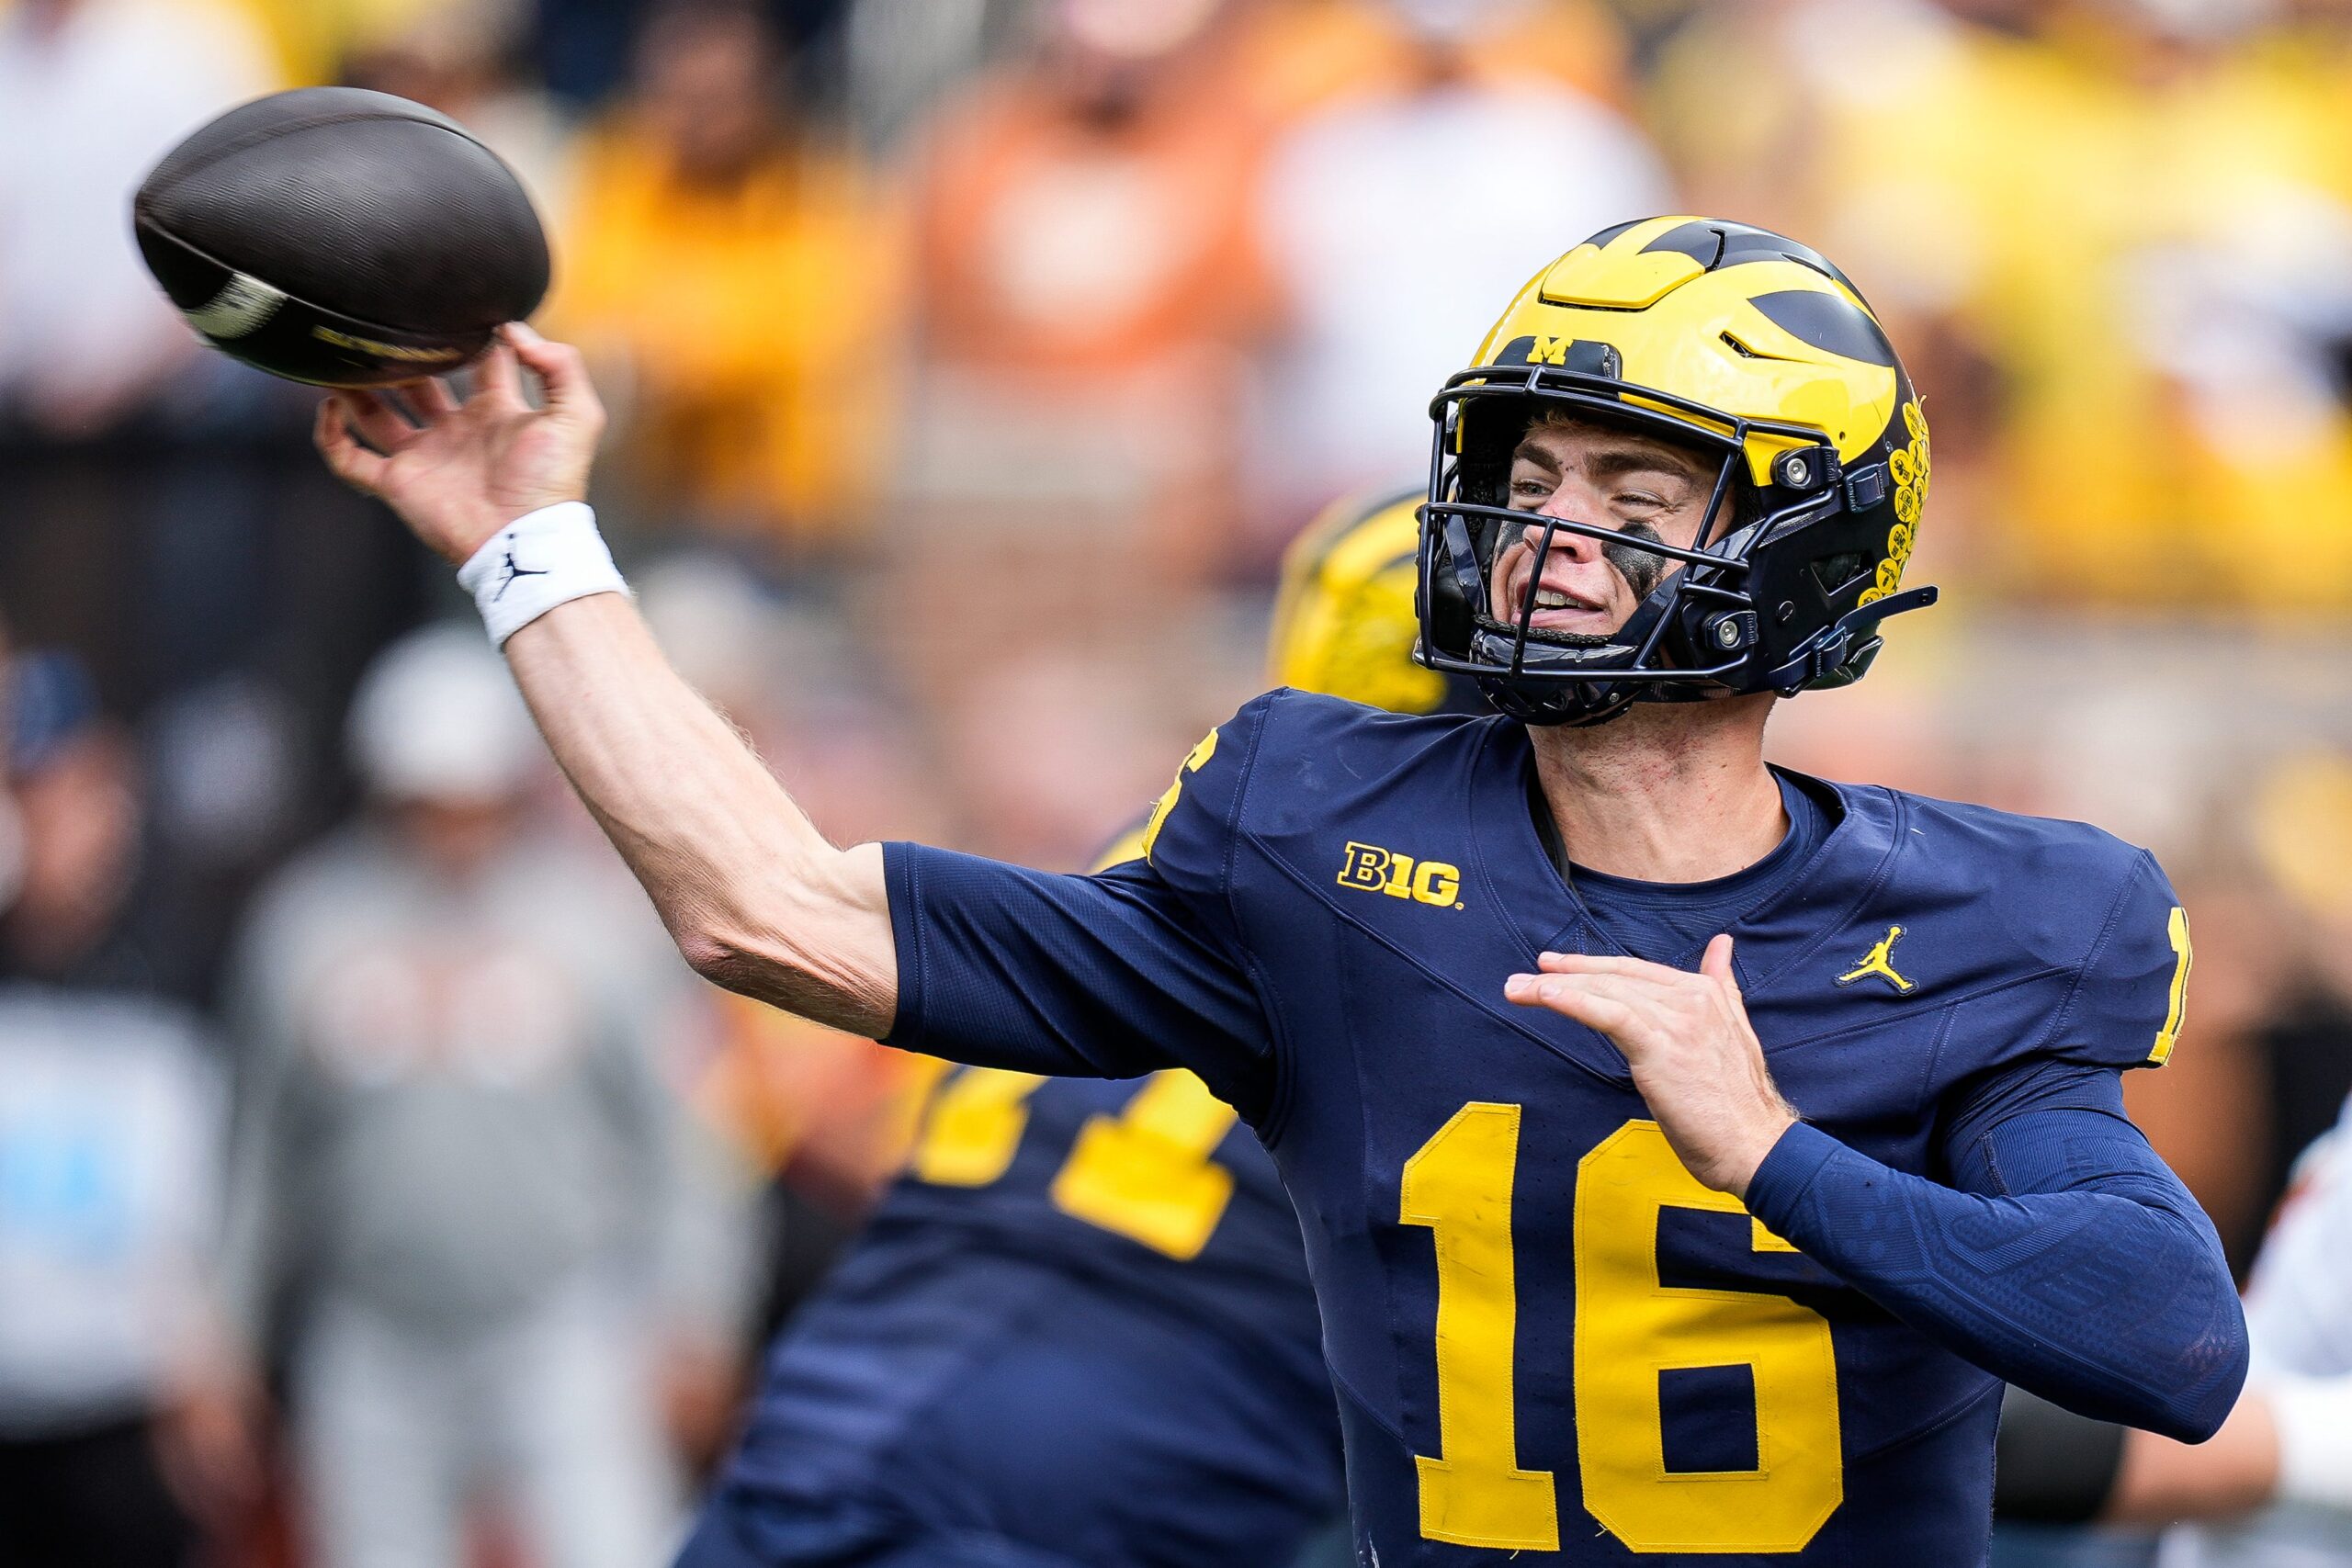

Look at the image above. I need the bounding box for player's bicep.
[881,842,1273,1115]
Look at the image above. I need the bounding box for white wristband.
[456,502,630,647]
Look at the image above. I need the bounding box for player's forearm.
[503,592,896,1036]
[1746,1119,2248,1441]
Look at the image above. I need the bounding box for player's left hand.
[1504,933,1797,1197]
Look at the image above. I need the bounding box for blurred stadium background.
[5,0,2352,1563]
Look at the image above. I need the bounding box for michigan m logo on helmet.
[1414,217,1939,727]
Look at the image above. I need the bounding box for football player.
[674,489,1469,1568]
[315,216,2247,1564]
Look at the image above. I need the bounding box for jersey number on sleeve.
[911,1066,1240,1259]
[2148,905,2193,1066]
[1402,1103,1843,1555]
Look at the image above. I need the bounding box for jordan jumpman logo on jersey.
[1838,925,1917,993]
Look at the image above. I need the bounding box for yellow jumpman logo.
[1837,925,1916,993]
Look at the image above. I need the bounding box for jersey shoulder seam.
[1230,689,1305,1141]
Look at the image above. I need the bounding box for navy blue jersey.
[883,691,2204,1566]
[711,1043,1341,1566]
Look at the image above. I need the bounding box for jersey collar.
[1465,720,1905,999]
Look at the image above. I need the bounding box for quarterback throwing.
[317,217,2245,1565]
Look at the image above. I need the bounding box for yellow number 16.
[1401,1103,1843,1555]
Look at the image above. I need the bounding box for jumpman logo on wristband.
[490,535,548,602]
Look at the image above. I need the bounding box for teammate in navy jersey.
[691,1028,1337,1568]
[316,217,2247,1566]
[675,491,1467,1568]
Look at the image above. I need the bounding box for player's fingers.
[502,321,605,429]
[1700,934,1740,994]
[473,339,524,407]
[339,389,418,455]
[315,397,389,492]
[1544,972,1674,1012]
[1698,936,1762,1040]
[1504,974,1638,1036]
[1535,951,1685,987]
[1508,971,1663,1018]
[377,385,427,427]
[408,376,459,420]
[1533,955,1694,1010]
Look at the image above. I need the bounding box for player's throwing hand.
[1505,934,1798,1197]
[313,322,604,566]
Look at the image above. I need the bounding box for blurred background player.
[190,626,745,1568]
[0,646,223,1568]
[1265,486,1482,718]
[678,486,1477,1568]
[1988,1081,2352,1568]
[2165,1083,2352,1567]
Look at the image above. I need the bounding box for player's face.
[1490,416,1723,639]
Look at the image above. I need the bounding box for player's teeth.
[1534,590,1570,609]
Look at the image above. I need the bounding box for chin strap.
[1765,584,1939,694]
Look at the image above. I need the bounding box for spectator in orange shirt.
[1230,0,1636,121]
[552,0,898,561]
[900,0,1283,587]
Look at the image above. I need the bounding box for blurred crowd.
[6,0,2352,1563]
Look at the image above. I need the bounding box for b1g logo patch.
[1338,841,1464,908]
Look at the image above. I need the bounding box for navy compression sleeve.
[1744,1063,2247,1442]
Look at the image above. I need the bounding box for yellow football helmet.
[1271,487,1486,715]
[1417,216,1938,726]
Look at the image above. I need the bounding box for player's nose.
[1514,513,1605,564]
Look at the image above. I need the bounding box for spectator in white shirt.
[0,649,223,1568]
[0,0,275,435]
[1249,0,1671,538]
[200,626,744,1568]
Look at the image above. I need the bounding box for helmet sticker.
[1863,401,1930,604]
